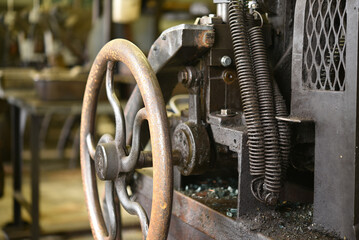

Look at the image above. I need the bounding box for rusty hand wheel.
[80,39,173,240]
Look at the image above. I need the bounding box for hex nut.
[221,55,232,67]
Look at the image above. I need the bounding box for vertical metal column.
[30,114,41,239]
[11,105,22,226]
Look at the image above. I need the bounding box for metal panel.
[291,0,359,238]
[302,0,347,91]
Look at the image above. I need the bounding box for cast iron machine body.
[80,0,359,239]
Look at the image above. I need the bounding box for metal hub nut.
[94,142,119,181]
[178,66,201,88]
[172,122,210,176]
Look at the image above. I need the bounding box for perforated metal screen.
[302,0,347,91]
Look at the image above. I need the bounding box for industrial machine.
[80,0,358,239]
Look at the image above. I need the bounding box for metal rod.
[11,105,22,226]
[39,113,52,150]
[13,191,32,217]
[30,114,42,240]
[136,150,182,169]
[57,114,79,159]
[217,3,229,22]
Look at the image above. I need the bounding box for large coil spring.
[248,24,282,198]
[229,0,292,205]
[228,0,265,177]
[273,82,291,181]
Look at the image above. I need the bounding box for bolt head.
[221,109,229,116]
[221,56,232,67]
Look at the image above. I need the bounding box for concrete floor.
[0,164,141,239]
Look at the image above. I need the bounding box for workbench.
[1,89,111,239]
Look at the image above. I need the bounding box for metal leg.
[69,127,80,168]
[3,106,31,238]
[39,113,52,150]
[11,105,22,226]
[30,114,42,239]
[57,114,79,159]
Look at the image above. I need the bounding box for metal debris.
[180,177,238,200]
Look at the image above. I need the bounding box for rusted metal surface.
[195,30,215,49]
[124,24,215,143]
[172,122,210,176]
[168,216,212,240]
[135,150,182,169]
[133,171,265,240]
[134,170,341,239]
[148,24,214,73]
[80,39,173,239]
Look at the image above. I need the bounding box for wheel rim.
[80,39,173,240]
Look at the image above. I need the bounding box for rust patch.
[195,30,215,48]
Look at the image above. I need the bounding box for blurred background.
[0,0,213,239]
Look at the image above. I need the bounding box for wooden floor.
[0,163,142,239]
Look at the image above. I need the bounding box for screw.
[219,109,237,117]
[221,56,232,67]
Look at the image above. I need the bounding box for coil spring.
[228,0,265,177]
[248,24,282,197]
[273,82,291,181]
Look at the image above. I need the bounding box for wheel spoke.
[102,181,117,239]
[86,133,96,160]
[85,155,119,240]
[121,108,147,172]
[115,175,149,238]
[97,135,118,239]
[83,149,110,239]
[106,61,126,150]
